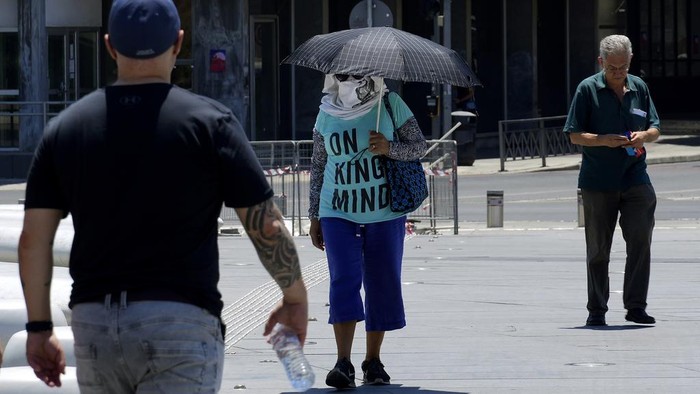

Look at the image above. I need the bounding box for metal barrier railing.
[0,101,74,149]
[0,100,459,234]
[498,115,582,172]
[220,139,459,235]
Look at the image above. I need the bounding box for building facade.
[1,0,698,178]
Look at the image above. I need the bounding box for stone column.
[18,0,48,152]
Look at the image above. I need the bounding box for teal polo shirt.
[563,72,661,191]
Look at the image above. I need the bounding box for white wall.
[0,0,102,28]
[46,0,102,27]
[0,0,18,28]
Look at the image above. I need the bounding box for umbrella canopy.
[282,26,481,88]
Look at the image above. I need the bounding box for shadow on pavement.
[299,386,469,393]
[656,135,700,146]
[565,325,655,331]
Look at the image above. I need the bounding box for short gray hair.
[599,35,633,59]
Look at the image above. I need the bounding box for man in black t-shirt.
[18,1,308,391]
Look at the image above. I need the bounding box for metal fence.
[220,139,459,235]
[498,115,582,172]
[0,100,459,234]
[0,101,74,149]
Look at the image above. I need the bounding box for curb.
[647,154,700,166]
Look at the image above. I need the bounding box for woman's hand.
[369,131,390,155]
[309,218,324,250]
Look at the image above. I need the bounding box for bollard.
[577,189,585,227]
[486,190,504,228]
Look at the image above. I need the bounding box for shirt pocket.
[629,108,648,131]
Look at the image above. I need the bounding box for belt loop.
[119,290,127,309]
[356,223,365,237]
[104,293,111,309]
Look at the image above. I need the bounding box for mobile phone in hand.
[624,131,644,157]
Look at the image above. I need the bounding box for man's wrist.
[25,320,53,333]
[282,279,308,303]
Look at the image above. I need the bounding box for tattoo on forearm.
[245,199,301,288]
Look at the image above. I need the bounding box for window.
[0,32,19,94]
[0,32,19,148]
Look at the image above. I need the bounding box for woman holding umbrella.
[308,73,427,388]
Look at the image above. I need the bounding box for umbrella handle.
[375,80,385,133]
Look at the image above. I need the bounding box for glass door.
[249,16,279,141]
[48,29,99,106]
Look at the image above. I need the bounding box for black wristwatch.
[25,320,54,333]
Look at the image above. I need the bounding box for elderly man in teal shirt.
[564,34,660,327]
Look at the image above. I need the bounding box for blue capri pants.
[321,216,407,331]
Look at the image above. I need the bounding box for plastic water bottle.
[269,323,315,391]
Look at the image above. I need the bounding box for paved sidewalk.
[216,224,700,393]
[2,223,699,393]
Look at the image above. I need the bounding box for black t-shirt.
[25,83,273,319]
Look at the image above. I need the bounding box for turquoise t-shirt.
[315,93,414,223]
[563,72,661,191]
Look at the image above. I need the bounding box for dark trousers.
[581,184,656,315]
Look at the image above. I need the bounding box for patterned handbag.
[382,94,428,214]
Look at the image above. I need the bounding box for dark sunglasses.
[335,74,364,82]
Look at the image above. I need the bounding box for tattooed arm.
[236,198,302,288]
[235,199,309,343]
[18,208,66,387]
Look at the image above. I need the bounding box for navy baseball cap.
[108,0,181,59]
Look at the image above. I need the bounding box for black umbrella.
[282,26,481,88]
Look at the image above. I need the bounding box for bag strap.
[382,93,399,141]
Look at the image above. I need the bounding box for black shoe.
[326,357,356,389]
[361,358,390,385]
[586,313,606,326]
[625,308,655,324]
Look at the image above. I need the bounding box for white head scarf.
[319,75,387,119]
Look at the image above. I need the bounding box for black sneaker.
[361,358,390,385]
[326,357,356,389]
[625,308,656,324]
[586,313,606,326]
